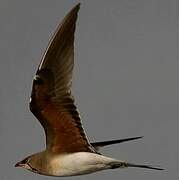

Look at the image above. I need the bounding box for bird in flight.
[15,3,163,177]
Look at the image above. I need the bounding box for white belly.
[49,152,120,176]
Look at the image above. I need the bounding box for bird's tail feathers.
[110,162,164,171]
[126,163,164,170]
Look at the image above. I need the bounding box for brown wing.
[29,4,95,154]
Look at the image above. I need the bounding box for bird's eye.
[21,158,29,164]
[34,75,44,85]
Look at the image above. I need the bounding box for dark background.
[0,0,178,179]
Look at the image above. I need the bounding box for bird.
[15,3,163,177]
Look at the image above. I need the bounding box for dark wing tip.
[91,136,144,149]
[37,2,81,72]
[70,3,81,15]
[75,3,81,10]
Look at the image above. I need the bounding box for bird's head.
[15,155,39,173]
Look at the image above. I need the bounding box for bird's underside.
[15,3,163,177]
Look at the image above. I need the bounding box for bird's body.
[15,3,163,177]
[29,152,123,177]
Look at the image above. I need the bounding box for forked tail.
[110,162,164,171]
[127,163,164,170]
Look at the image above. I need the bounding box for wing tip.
[76,3,81,9]
[71,3,81,14]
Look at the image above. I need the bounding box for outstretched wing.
[29,4,95,154]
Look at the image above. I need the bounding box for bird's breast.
[47,152,118,176]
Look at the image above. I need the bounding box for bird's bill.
[15,162,26,168]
